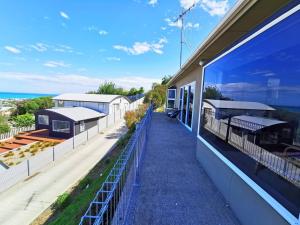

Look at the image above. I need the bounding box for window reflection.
[199,9,300,216]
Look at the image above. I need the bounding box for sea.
[0,92,55,100]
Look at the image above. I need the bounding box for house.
[165,1,300,225]
[53,93,131,115]
[203,99,275,120]
[35,107,104,139]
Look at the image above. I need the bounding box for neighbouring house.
[35,107,104,139]
[166,1,300,225]
[202,99,275,119]
[53,93,131,115]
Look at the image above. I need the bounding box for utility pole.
[174,3,195,69]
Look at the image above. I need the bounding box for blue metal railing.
[79,105,153,225]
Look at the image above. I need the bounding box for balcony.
[125,112,239,224]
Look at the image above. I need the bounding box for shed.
[35,107,104,139]
[52,93,131,114]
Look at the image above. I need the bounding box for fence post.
[73,136,75,149]
[27,159,30,176]
[87,130,89,141]
[52,147,55,161]
[106,116,108,128]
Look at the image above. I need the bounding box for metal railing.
[0,125,35,141]
[79,105,153,225]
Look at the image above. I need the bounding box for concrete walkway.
[0,122,127,225]
[128,113,240,225]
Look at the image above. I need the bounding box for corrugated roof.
[230,115,287,131]
[204,99,275,111]
[53,93,127,103]
[46,107,105,122]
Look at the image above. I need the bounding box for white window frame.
[167,89,176,109]
[38,115,49,125]
[179,81,195,132]
[52,120,70,133]
[196,5,300,224]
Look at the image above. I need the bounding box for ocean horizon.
[0,92,56,100]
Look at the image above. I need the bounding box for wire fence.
[0,125,36,141]
[79,105,153,225]
[0,98,145,193]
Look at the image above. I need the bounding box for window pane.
[167,100,175,109]
[187,84,194,127]
[199,10,300,217]
[52,120,70,133]
[38,115,49,125]
[168,89,176,99]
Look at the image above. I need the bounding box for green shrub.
[13,113,35,127]
[53,193,72,210]
[124,111,138,130]
[78,177,92,190]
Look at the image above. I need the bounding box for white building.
[53,93,131,115]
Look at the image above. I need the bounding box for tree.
[203,86,231,100]
[97,82,118,94]
[13,114,35,127]
[138,87,144,94]
[144,83,167,109]
[14,96,54,115]
[0,115,10,134]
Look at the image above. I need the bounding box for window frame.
[179,81,195,131]
[196,5,300,224]
[52,120,70,133]
[166,89,176,109]
[38,115,49,125]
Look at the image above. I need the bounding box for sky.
[0,0,237,94]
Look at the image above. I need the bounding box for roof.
[229,115,287,132]
[168,0,290,86]
[45,107,105,122]
[204,99,275,111]
[53,93,130,103]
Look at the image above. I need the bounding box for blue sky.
[0,0,237,94]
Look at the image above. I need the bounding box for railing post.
[87,129,89,141]
[27,159,30,176]
[52,147,55,161]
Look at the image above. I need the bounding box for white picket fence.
[0,125,35,141]
[0,98,144,193]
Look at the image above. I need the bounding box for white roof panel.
[230,115,287,132]
[46,107,105,122]
[53,93,126,103]
[204,99,275,111]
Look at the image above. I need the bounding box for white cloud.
[30,43,48,52]
[148,0,158,6]
[180,0,200,9]
[179,0,229,16]
[113,37,167,55]
[200,0,229,16]
[43,61,71,68]
[185,22,200,29]
[165,18,182,28]
[99,30,108,36]
[4,46,21,54]
[87,26,108,36]
[60,11,70,20]
[106,57,121,61]
[0,72,160,93]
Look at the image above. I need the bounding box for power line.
[174,3,196,69]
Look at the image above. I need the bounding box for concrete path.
[0,122,127,225]
[128,113,240,225]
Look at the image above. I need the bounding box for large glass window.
[181,87,187,123]
[187,85,195,127]
[199,8,300,217]
[52,120,70,133]
[38,115,49,125]
[179,88,183,120]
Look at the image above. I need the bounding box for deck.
[126,112,240,225]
